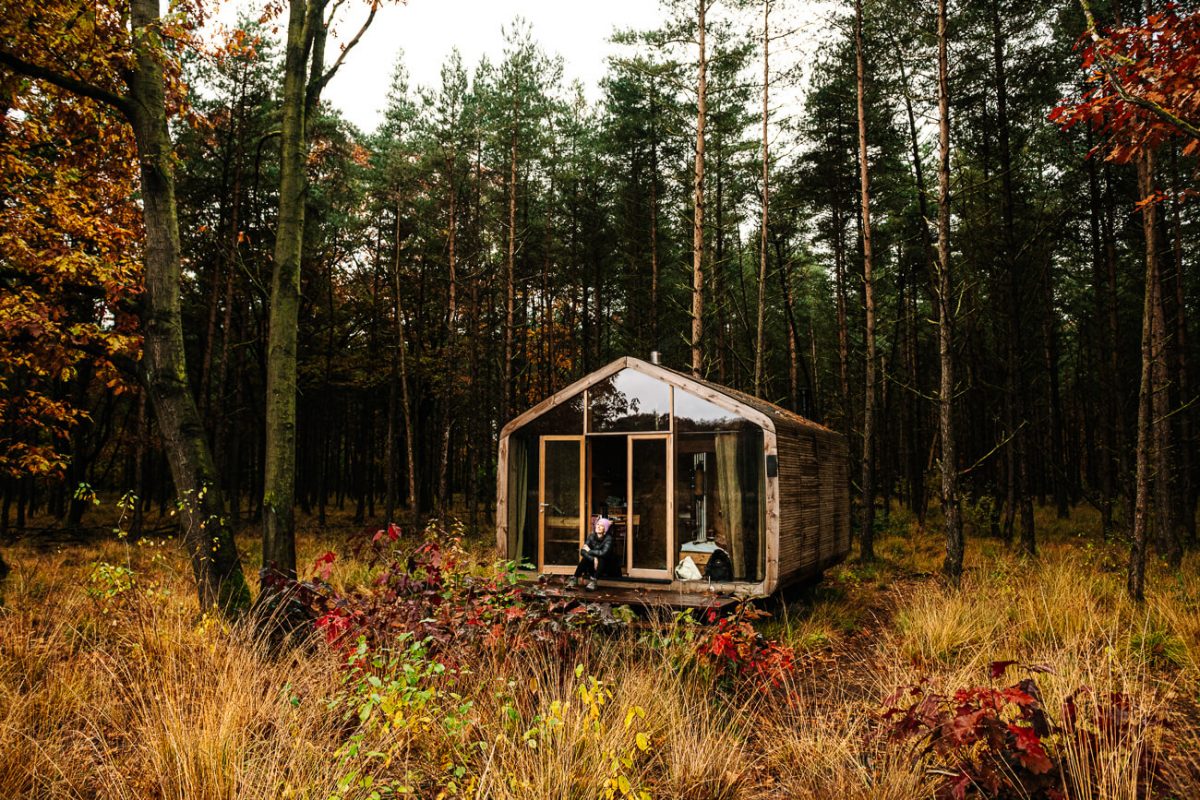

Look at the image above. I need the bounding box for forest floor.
[1,505,1198,799]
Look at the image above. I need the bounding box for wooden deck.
[522,579,740,613]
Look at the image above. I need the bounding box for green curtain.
[757,443,766,579]
[508,438,529,565]
[715,434,745,580]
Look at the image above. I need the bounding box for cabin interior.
[505,367,767,584]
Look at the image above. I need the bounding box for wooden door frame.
[626,433,673,579]
[538,435,585,575]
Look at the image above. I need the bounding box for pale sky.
[219,0,667,133]
[215,0,835,136]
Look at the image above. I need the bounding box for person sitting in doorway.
[567,516,613,591]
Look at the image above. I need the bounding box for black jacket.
[582,528,614,561]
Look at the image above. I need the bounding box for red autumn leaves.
[1052,4,1200,162]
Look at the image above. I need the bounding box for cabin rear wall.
[775,426,851,586]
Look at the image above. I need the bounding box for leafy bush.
[297,531,627,661]
[883,661,1159,799]
[86,561,137,604]
[693,603,796,690]
[326,633,476,798]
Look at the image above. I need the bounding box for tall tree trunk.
[690,0,708,377]
[125,0,249,612]
[439,173,458,513]
[1104,165,1130,517]
[854,0,877,562]
[936,0,963,584]
[714,156,727,383]
[1044,274,1070,521]
[990,1,1034,554]
[1087,130,1115,538]
[649,127,660,348]
[377,224,397,527]
[263,0,319,578]
[385,357,399,525]
[394,209,419,528]
[503,91,518,421]
[754,0,771,396]
[832,196,851,426]
[777,241,811,415]
[1149,186,1182,567]
[1,8,252,613]
[1129,151,1157,601]
[132,390,147,536]
[894,43,929,526]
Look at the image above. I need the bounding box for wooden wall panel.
[775,424,851,589]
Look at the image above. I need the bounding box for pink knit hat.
[593,516,612,534]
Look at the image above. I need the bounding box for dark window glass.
[506,432,540,568]
[541,439,583,567]
[512,390,585,438]
[587,369,670,432]
[630,438,668,571]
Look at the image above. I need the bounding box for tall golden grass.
[0,507,1196,799]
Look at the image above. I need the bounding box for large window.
[587,369,670,432]
[673,389,764,582]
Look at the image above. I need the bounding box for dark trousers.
[573,556,599,579]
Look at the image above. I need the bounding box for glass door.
[539,436,585,574]
[627,434,672,579]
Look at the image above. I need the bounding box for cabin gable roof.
[499,356,834,441]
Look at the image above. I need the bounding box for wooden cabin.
[495,357,851,597]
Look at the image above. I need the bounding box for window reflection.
[588,369,670,432]
[674,389,753,433]
[674,430,764,581]
[515,390,585,438]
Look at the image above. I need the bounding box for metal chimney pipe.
[649,350,661,365]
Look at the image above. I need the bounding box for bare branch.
[310,2,378,98]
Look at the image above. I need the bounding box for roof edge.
[497,357,631,441]
[498,355,837,440]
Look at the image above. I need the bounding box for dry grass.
[1,506,1197,799]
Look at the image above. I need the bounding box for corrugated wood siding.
[775,424,850,587]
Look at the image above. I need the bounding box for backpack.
[705,549,733,582]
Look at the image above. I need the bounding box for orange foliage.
[0,0,252,478]
[0,79,142,476]
[1052,4,1200,161]
[521,301,579,405]
[0,2,156,477]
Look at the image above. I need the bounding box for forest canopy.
[0,0,1197,608]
